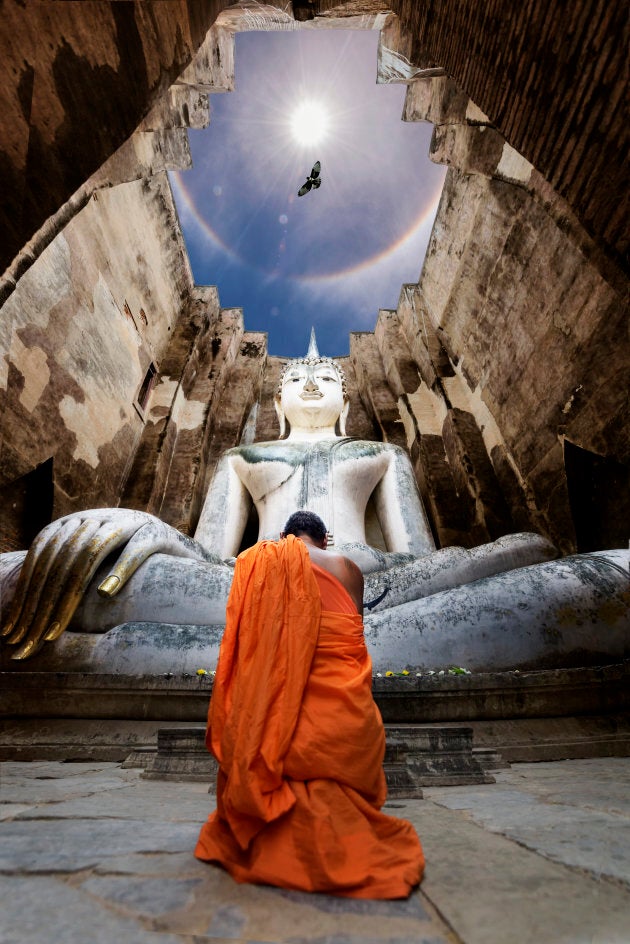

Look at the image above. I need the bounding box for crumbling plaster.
[0,0,236,277]
[0,173,194,531]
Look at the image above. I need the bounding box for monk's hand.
[0,509,220,660]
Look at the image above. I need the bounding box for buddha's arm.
[194,453,252,559]
[372,448,436,556]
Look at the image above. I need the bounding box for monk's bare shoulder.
[305,546,364,614]
[325,552,364,614]
[311,548,358,578]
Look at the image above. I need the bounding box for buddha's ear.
[339,399,350,436]
[274,396,286,439]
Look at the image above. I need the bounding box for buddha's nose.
[303,372,319,393]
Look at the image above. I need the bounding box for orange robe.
[194,535,424,898]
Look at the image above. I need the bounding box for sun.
[290,101,329,146]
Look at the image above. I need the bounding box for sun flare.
[290,101,329,146]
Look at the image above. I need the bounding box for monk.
[194,510,424,898]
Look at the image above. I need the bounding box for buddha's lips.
[300,392,324,400]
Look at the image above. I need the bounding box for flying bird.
[298,161,321,197]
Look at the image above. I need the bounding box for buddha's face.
[280,361,346,430]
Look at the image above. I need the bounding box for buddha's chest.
[231,442,389,510]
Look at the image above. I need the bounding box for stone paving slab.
[91,851,210,877]
[0,875,184,944]
[0,817,202,873]
[423,758,630,886]
[0,802,33,820]
[84,867,454,942]
[1,759,630,943]
[11,780,211,821]
[493,758,630,815]
[0,774,136,805]
[397,800,630,944]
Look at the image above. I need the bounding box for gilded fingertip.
[0,621,13,637]
[43,621,62,641]
[97,575,121,598]
[12,640,35,660]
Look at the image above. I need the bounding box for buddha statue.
[194,336,436,570]
[1,334,628,673]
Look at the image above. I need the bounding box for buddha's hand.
[0,509,221,660]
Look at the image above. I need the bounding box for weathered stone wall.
[122,291,234,533]
[0,0,233,275]
[347,302,524,551]
[0,172,193,550]
[416,168,628,553]
[392,63,628,553]
[380,0,628,273]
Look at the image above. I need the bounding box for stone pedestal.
[385,725,494,793]
[139,728,218,783]
[2,664,628,767]
[137,724,495,796]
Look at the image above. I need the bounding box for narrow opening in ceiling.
[169,29,446,358]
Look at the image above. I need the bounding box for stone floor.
[0,758,629,944]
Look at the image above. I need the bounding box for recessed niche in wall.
[564,440,630,552]
[0,457,54,552]
[134,363,157,419]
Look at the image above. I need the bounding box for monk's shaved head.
[282,511,327,544]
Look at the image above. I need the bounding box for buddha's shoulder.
[224,438,407,463]
[224,441,308,464]
[334,439,407,459]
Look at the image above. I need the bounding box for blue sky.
[170,29,445,358]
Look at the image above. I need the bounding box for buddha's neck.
[285,427,341,442]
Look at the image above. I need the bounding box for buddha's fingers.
[96,520,215,599]
[27,518,107,645]
[8,519,104,651]
[11,520,144,659]
[2,516,91,644]
[47,521,147,635]
[1,517,64,637]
